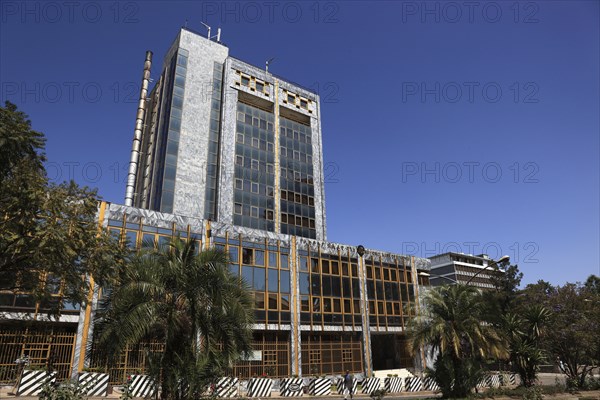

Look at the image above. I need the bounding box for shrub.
[521,386,543,400]
[39,381,84,400]
[370,388,387,400]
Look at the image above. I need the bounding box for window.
[255,250,265,266]
[236,155,243,165]
[235,179,243,190]
[264,350,277,365]
[256,81,264,93]
[268,252,278,268]
[342,349,352,362]
[300,99,308,109]
[234,203,242,214]
[268,293,278,310]
[229,247,239,263]
[242,248,254,265]
[287,94,295,104]
[241,75,250,86]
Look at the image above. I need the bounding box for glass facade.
[204,62,224,220]
[364,257,416,329]
[298,248,362,328]
[218,235,290,325]
[233,102,276,231]
[279,116,316,239]
[152,48,188,213]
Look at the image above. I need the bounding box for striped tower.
[247,378,273,397]
[16,370,57,396]
[78,372,109,396]
[280,378,304,396]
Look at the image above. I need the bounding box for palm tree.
[503,305,550,387]
[408,285,508,398]
[93,239,254,400]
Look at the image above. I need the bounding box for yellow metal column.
[205,219,211,250]
[411,256,427,371]
[358,254,373,376]
[290,236,300,375]
[76,201,106,372]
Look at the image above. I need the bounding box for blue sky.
[1,1,598,286]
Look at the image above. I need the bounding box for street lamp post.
[420,255,510,286]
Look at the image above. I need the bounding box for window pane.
[242,248,253,265]
[255,292,265,309]
[281,295,290,311]
[301,295,309,311]
[299,273,309,295]
[254,267,266,290]
[255,250,265,266]
[268,293,278,310]
[125,231,137,248]
[229,246,239,263]
[280,254,289,269]
[268,252,278,268]
[242,266,253,286]
[268,269,278,292]
[280,270,290,293]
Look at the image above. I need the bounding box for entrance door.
[370,334,412,371]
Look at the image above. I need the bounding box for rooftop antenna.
[216,27,221,42]
[266,57,275,73]
[184,19,188,28]
[200,21,211,40]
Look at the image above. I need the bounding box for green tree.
[93,239,254,400]
[544,280,600,389]
[0,101,127,316]
[503,305,550,387]
[408,285,508,398]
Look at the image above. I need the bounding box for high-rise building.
[125,28,327,240]
[0,27,433,384]
[428,252,505,289]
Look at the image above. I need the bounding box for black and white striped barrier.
[485,374,500,388]
[280,378,304,396]
[383,377,403,393]
[130,374,156,398]
[510,374,518,386]
[215,377,238,398]
[360,378,381,394]
[247,378,272,397]
[16,370,57,396]
[404,377,423,392]
[477,376,487,389]
[309,378,331,396]
[424,377,440,392]
[499,374,510,387]
[78,372,109,396]
[336,378,357,395]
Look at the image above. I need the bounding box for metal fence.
[0,327,76,384]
